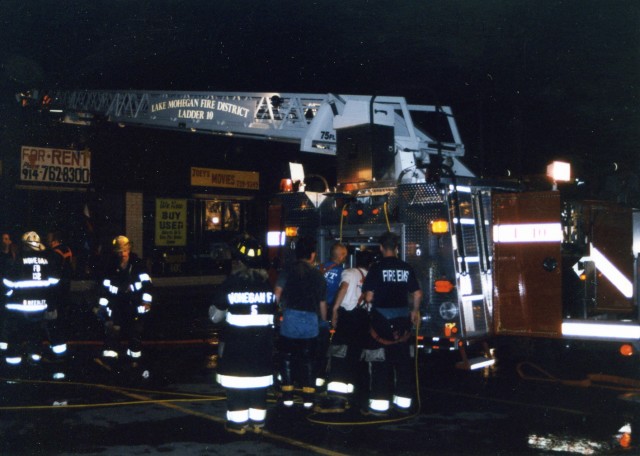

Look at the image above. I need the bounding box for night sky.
[1,1,639,188]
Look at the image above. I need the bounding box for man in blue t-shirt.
[362,231,422,417]
[316,242,347,389]
[320,243,348,306]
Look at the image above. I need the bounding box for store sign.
[20,146,91,185]
[191,167,259,190]
[155,198,187,246]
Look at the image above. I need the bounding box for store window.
[205,201,241,232]
[195,199,248,275]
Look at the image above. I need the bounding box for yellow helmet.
[112,235,131,253]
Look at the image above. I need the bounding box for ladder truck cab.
[19,89,640,372]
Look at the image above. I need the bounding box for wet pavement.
[1,281,638,455]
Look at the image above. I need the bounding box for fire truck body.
[271,180,640,370]
[270,173,497,365]
[494,192,640,357]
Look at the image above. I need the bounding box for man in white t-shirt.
[314,250,374,414]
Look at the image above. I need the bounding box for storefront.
[2,144,267,279]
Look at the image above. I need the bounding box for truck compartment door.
[492,191,563,337]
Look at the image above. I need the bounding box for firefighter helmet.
[22,231,45,251]
[112,235,132,253]
[233,234,263,268]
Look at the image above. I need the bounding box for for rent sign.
[21,146,91,185]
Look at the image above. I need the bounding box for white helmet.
[22,231,45,251]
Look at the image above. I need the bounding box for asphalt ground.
[0,282,639,455]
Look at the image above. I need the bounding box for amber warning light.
[284,226,299,238]
[431,219,449,234]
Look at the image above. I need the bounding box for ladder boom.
[20,88,471,177]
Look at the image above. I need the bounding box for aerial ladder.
[18,89,474,183]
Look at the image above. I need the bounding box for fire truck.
[18,89,640,372]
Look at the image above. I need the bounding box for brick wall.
[125,191,143,256]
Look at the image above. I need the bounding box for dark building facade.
[1,106,334,278]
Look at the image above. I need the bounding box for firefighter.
[45,231,74,363]
[315,242,347,390]
[0,232,17,353]
[1,232,17,265]
[361,231,422,416]
[209,234,276,435]
[315,249,374,413]
[274,236,327,409]
[2,231,60,368]
[95,235,152,369]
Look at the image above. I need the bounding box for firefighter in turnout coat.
[210,235,276,435]
[2,231,60,367]
[96,236,153,365]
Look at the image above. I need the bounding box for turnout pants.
[278,335,318,405]
[225,387,268,426]
[327,307,368,395]
[365,341,414,411]
[3,311,47,361]
[104,305,145,358]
